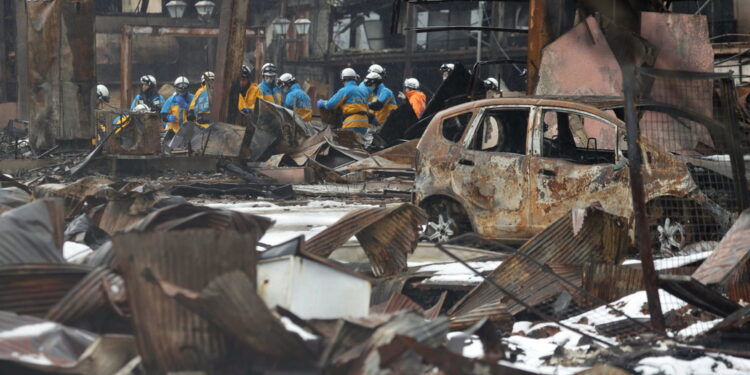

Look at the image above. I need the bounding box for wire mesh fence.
[629,67,749,339]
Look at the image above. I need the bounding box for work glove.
[316,99,326,108]
[241,108,251,115]
[368,101,384,111]
[397,91,406,100]
[166,115,177,123]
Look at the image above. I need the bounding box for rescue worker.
[161,76,194,136]
[483,77,501,98]
[359,64,386,93]
[93,85,110,145]
[404,78,426,118]
[317,68,370,134]
[188,71,214,127]
[363,72,397,126]
[440,63,455,81]
[131,75,164,112]
[258,63,282,105]
[96,85,110,109]
[278,73,312,122]
[238,65,260,115]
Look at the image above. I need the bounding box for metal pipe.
[622,64,665,333]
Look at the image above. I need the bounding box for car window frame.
[535,105,624,163]
[439,109,478,145]
[461,105,536,156]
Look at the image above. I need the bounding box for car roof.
[436,96,626,123]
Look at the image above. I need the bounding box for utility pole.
[211,0,250,123]
[404,2,416,78]
[527,0,550,94]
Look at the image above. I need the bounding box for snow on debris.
[635,353,750,375]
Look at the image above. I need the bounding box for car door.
[449,105,535,240]
[528,106,631,232]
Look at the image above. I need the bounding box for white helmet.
[367,64,385,76]
[440,63,455,73]
[483,77,499,91]
[96,84,110,103]
[404,78,420,90]
[363,72,382,87]
[278,73,295,88]
[132,103,150,113]
[341,68,357,81]
[261,63,278,76]
[174,76,189,93]
[201,71,215,84]
[140,75,157,87]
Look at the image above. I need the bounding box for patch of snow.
[418,261,502,285]
[512,321,534,335]
[63,241,92,263]
[305,200,350,208]
[562,290,685,327]
[677,319,722,339]
[623,251,713,271]
[504,335,558,368]
[205,201,280,210]
[635,353,750,375]
[10,352,54,366]
[0,323,58,339]
[498,361,587,375]
[446,332,485,358]
[280,317,318,341]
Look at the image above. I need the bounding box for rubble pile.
[0,175,748,374]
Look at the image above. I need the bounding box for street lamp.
[294,18,312,36]
[273,17,292,37]
[165,0,187,18]
[194,1,216,18]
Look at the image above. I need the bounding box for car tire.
[421,198,472,243]
[645,197,721,257]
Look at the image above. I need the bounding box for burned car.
[415,97,740,254]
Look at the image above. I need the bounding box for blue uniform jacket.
[283,83,313,122]
[130,93,164,111]
[258,81,283,105]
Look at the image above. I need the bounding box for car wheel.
[645,197,720,257]
[421,199,471,243]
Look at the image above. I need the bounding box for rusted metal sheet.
[337,139,418,174]
[34,176,115,218]
[709,304,750,333]
[26,0,95,149]
[46,267,126,325]
[658,274,741,318]
[150,270,314,361]
[448,205,628,317]
[305,204,427,277]
[169,121,248,157]
[0,199,65,265]
[582,263,644,303]
[693,209,750,285]
[0,263,91,317]
[114,207,269,373]
[449,301,513,332]
[246,99,318,161]
[102,111,161,156]
[535,17,622,96]
[0,310,136,374]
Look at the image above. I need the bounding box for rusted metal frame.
[119,23,260,110]
[211,0,250,123]
[434,243,615,347]
[718,78,749,211]
[623,65,665,332]
[537,104,625,162]
[527,0,549,95]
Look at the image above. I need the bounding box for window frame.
[535,106,624,163]
[461,105,535,155]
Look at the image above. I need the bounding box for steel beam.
[211,0,251,123]
[120,26,134,109]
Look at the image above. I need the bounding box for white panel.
[257,257,296,311]
[289,259,370,319]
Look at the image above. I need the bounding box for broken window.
[541,109,616,164]
[467,108,529,154]
[441,112,473,143]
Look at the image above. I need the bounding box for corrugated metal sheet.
[0,199,65,265]
[582,264,644,303]
[114,228,263,374]
[46,266,125,324]
[151,270,313,361]
[0,310,136,374]
[449,301,512,331]
[305,204,427,277]
[371,292,425,316]
[693,209,750,285]
[448,206,628,317]
[0,263,91,317]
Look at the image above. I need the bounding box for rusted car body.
[414,97,733,249]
